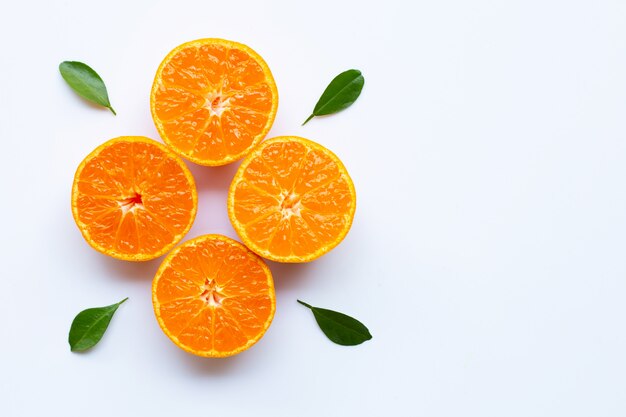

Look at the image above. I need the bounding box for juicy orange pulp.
[151,38,278,166]
[228,136,357,262]
[71,136,197,261]
[152,234,276,357]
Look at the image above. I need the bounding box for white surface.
[1,0,626,415]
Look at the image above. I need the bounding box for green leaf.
[302,69,364,125]
[68,298,128,352]
[297,300,372,346]
[59,61,116,115]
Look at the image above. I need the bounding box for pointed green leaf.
[303,69,364,125]
[59,61,116,114]
[68,298,128,352]
[298,300,372,346]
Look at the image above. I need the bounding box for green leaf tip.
[298,299,372,346]
[303,69,364,125]
[302,114,315,126]
[59,60,116,115]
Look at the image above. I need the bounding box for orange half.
[71,136,197,261]
[150,38,278,166]
[152,234,276,357]
[228,136,357,262]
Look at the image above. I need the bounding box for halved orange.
[228,136,357,263]
[71,136,197,261]
[152,234,276,357]
[150,38,279,166]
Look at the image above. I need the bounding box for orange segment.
[228,136,357,263]
[152,235,276,357]
[151,38,278,166]
[71,136,197,261]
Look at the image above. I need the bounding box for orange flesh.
[151,39,278,166]
[72,137,197,261]
[152,235,275,357]
[228,136,356,262]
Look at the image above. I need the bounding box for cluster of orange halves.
[71,39,357,357]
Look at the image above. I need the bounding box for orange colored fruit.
[152,234,276,357]
[228,136,357,263]
[71,136,197,261]
[150,38,279,166]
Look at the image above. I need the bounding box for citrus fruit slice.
[150,38,279,166]
[71,136,197,261]
[152,234,276,357]
[228,136,357,263]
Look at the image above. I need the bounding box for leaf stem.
[108,106,117,116]
[297,299,314,309]
[118,297,129,305]
[302,114,314,126]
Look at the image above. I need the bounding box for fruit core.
[280,192,301,217]
[205,92,231,117]
[119,192,143,213]
[200,278,224,307]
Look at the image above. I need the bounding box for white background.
[1,0,626,415]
